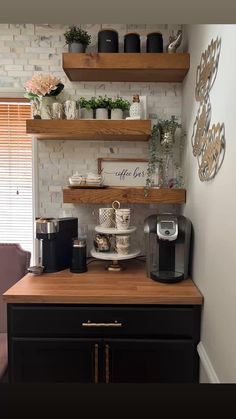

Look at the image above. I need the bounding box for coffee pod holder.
[91,200,141,271]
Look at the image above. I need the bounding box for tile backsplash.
[0,23,183,253]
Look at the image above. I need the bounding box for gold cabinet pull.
[105,344,110,384]
[82,320,122,328]
[94,344,98,384]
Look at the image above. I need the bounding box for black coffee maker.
[36,217,78,273]
[144,214,191,283]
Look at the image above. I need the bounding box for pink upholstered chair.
[0,243,31,380]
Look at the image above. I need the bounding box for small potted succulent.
[77,97,94,119]
[64,25,91,53]
[110,96,130,119]
[94,95,112,119]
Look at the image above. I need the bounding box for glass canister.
[70,238,87,273]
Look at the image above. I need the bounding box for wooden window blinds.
[0,100,33,254]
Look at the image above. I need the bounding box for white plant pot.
[96,108,108,119]
[111,108,123,120]
[80,108,94,119]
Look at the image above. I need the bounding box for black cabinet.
[7,304,201,383]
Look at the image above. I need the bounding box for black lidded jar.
[98,29,119,53]
[70,238,87,273]
[146,32,163,53]
[124,33,140,53]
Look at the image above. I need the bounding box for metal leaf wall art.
[191,37,225,181]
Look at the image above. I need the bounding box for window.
[0,99,33,255]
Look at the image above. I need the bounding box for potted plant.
[94,95,112,119]
[77,97,94,119]
[64,25,91,53]
[145,116,183,195]
[158,115,182,148]
[110,96,130,119]
[24,73,64,119]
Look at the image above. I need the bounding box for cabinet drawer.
[9,304,200,339]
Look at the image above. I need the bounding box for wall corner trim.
[197,342,220,384]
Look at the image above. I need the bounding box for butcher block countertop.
[3,260,203,305]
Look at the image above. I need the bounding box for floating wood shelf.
[63,187,186,204]
[62,53,190,82]
[26,119,151,141]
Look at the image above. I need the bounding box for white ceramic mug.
[115,209,131,230]
[116,235,130,246]
[116,243,130,255]
[99,208,115,228]
[64,100,77,119]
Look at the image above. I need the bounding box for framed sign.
[98,158,148,187]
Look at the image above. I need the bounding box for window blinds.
[0,100,33,254]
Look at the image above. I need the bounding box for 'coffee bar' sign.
[98,158,148,187]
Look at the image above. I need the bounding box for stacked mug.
[115,208,131,255]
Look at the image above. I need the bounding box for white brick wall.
[0,23,182,253]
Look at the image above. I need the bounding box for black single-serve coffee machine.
[36,217,78,273]
[144,214,191,283]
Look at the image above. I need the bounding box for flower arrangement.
[64,25,91,47]
[24,73,64,100]
[110,96,130,111]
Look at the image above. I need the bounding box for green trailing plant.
[144,124,159,197]
[158,115,181,132]
[110,96,130,111]
[64,25,91,46]
[144,116,183,197]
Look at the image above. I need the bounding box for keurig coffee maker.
[36,217,78,273]
[144,214,191,283]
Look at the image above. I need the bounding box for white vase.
[111,109,123,120]
[96,108,108,119]
[80,108,94,119]
[40,96,54,119]
[129,102,141,119]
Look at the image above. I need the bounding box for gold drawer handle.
[82,320,122,328]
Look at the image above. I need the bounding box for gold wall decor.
[195,38,221,102]
[191,37,225,182]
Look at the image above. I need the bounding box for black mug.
[146,32,163,53]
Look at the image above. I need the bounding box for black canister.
[98,29,119,53]
[124,33,140,53]
[146,32,163,53]
[70,238,87,273]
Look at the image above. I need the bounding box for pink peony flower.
[24,73,62,97]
